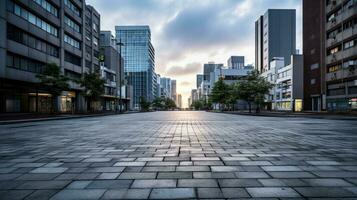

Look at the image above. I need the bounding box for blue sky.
[86,0,302,107]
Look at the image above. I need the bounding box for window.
[344,39,355,49]
[7,24,59,57]
[65,51,81,66]
[328,64,341,73]
[64,16,81,33]
[310,79,316,85]
[93,37,98,46]
[8,2,58,36]
[64,34,80,49]
[32,0,58,17]
[328,46,341,55]
[64,0,81,17]
[6,53,44,73]
[310,63,319,70]
[93,23,98,32]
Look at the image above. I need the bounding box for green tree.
[79,72,105,112]
[152,97,165,110]
[191,100,204,110]
[209,77,231,111]
[36,63,70,113]
[139,96,151,112]
[165,97,176,110]
[233,70,273,113]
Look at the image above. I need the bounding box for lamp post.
[116,39,124,113]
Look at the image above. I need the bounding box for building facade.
[255,9,296,73]
[227,56,245,69]
[0,0,100,113]
[171,79,177,103]
[177,94,182,108]
[324,0,357,111]
[159,77,171,98]
[115,26,155,109]
[203,62,223,81]
[303,0,326,111]
[196,74,203,89]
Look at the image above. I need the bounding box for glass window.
[6,55,13,66]
[14,4,21,15]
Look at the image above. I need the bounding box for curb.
[0,112,141,125]
[213,111,357,121]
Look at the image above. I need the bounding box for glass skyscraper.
[115,26,155,109]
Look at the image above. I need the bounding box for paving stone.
[86,180,132,189]
[24,189,58,200]
[118,172,156,179]
[50,189,105,200]
[178,179,218,187]
[295,187,356,197]
[157,172,192,179]
[114,162,146,166]
[30,167,68,174]
[262,166,302,171]
[131,179,176,188]
[82,158,112,163]
[17,180,70,189]
[102,189,151,199]
[302,178,353,187]
[235,172,270,178]
[193,172,235,179]
[66,181,92,189]
[198,188,224,198]
[176,166,210,171]
[221,188,250,198]
[218,179,262,187]
[0,189,34,200]
[149,188,196,199]
[211,166,241,172]
[96,173,120,179]
[268,171,316,178]
[247,187,301,197]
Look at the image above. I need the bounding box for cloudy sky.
[87,0,302,107]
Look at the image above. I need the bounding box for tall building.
[160,77,171,98]
[324,0,357,111]
[115,26,155,109]
[228,56,245,69]
[171,79,177,102]
[255,9,296,73]
[99,31,127,111]
[303,0,326,111]
[177,94,182,108]
[196,74,203,89]
[0,0,100,113]
[203,62,223,81]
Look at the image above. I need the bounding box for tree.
[36,63,70,113]
[152,97,165,110]
[233,70,273,113]
[139,96,151,112]
[79,72,105,112]
[209,77,231,111]
[164,98,176,110]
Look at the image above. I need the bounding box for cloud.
[165,62,201,76]
[180,81,192,86]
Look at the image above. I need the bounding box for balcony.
[344,46,357,59]
[326,68,357,82]
[326,0,342,14]
[326,51,343,64]
[342,7,357,21]
[326,15,342,31]
[326,31,343,47]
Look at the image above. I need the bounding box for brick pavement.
[0,111,357,199]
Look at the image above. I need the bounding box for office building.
[160,77,171,98]
[203,62,223,81]
[115,26,155,109]
[255,9,296,73]
[0,0,100,113]
[196,74,203,89]
[228,56,245,69]
[324,0,357,111]
[177,94,182,108]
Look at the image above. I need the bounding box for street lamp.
[116,39,124,113]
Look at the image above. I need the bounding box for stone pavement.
[0,111,357,199]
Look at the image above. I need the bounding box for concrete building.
[99,31,129,111]
[261,55,304,111]
[0,0,100,113]
[255,9,296,73]
[303,0,326,112]
[115,26,155,109]
[203,62,223,81]
[196,74,203,89]
[191,89,198,103]
[324,0,357,111]
[227,56,245,69]
[211,67,252,86]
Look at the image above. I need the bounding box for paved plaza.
[0,111,357,199]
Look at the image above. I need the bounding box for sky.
[86,0,302,108]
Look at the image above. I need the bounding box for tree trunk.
[248,102,252,113]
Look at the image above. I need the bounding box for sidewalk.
[0,111,139,125]
[216,110,357,121]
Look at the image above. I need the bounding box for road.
[0,111,357,199]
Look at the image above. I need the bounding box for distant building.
[191,89,198,103]
[255,9,296,73]
[171,79,177,102]
[196,74,204,89]
[203,62,223,81]
[177,94,182,108]
[160,77,171,98]
[228,56,245,69]
[115,26,155,109]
